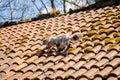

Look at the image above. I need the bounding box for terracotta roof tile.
[70,52,83,62]
[0,64,9,72]
[106,57,120,68]
[44,70,54,76]
[56,68,75,79]
[58,61,75,71]
[48,62,65,71]
[103,50,118,59]
[70,68,87,79]
[94,77,103,80]
[92,50,106,61]
[39,62,54,71]
[18,71,33,80]
[71,60,86,70]
[2,64,17,73]
[0,71,15,80]
[92,58,109,68]
[47,70,63,79]
[0,5,120,80]
[95,66,113,77]
[8,72,23,80]
[14,62,28,71]
[26,71,42,79]
[29,64,43,72]
[92,45,102,53]
[107,76,118,80]
[82,67,99,79]
[79,77,88,80]
[110,66,120,76]
[60,54,74,63]
[81,59,97,69]
[21,64,36,72]
[0,72,6,79]
[13,57,27,65]
[81,52,95,61]
[25,55,38,64]
[33,56,46,64]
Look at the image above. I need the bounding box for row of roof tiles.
[0,52,120,79]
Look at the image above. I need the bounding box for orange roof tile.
[0,5,120,80]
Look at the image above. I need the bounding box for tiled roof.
[0,5,120,80]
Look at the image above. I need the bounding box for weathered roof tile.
[0,64,9,72]
[70,68,87,79]
[92,58,109,68]
[95,66,113,77]
[14,62,28,71]
[8,72,23,80]
[0,71,15,80]
[107,76,118,80]
[81,59,97,69]
[71,60,86,70]
[110,66,120,76]
[21,64,36,72]
[106,57,120,68]
[82,67,99,79]
[0,4,120,80]
[20,71,33,79]
[48,70,64,79]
